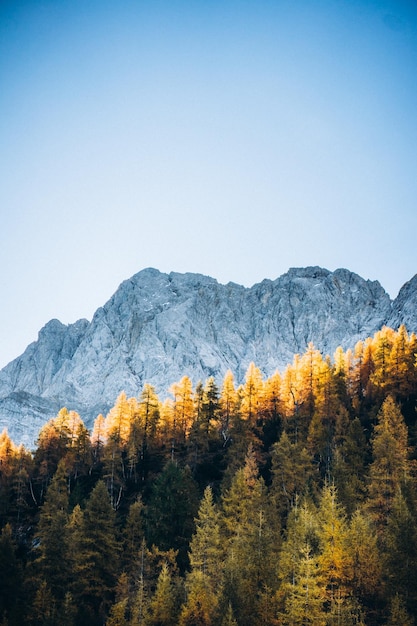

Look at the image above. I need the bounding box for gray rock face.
[388,274,417,331]
[0,266,414,447]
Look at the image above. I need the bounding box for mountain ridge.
[0,266,415,447]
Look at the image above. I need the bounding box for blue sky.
[1,0,417,368]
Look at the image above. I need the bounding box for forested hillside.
[1,325,417,625]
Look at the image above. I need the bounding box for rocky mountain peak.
[388,274,417,331]
[285,266,331,280]
[0,266,415,447]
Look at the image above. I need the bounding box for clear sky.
[1,0,416,369]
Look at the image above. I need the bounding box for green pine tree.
[0,523,22,625]
[146,462,199,571]
[70,481,120,625]
[188,486,223,590]
[143,563,179,626]
[384,488,417,612]
[367,396,410,532]
[33,460,70,602]
[221,447,276,625]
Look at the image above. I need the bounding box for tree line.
[0,325,417,625]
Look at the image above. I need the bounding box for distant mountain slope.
[0,266,415,447]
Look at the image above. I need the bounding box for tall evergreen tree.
[316,484,354,621]
[332,417,367,514]
[384,488,417,612]
[146,462,199,571]
[221,447,276,625]
[278,499,323,624]
[122,497,145,575]
[219,371,238,446]
[281,542,325,626]
[0,523,22,625]
[143,563,180,626]
[270,430,314,525]
[240,362,264,424]
[0,430,18,522]
[30,580,56,626]
[169,376,195,449]
[103,393,136,508]
[344,509,381,614]
[70,481,120,625]
[188,486,223,589]
[32,460,70,602]
[186,378,220,473]
[91,413,106,463]
[367,396,410,531]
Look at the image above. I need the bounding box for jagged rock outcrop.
[0,266,414,447]
[388,273,417,331]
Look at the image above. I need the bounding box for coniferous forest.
[1,325,417,625]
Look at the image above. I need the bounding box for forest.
[0,324,417,626]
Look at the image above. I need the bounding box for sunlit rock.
[0,266,413,447]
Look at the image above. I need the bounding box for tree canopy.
[0,325,417,625]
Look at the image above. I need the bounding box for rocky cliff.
[0,266,415,447]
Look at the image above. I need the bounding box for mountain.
[0,266,415,447]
